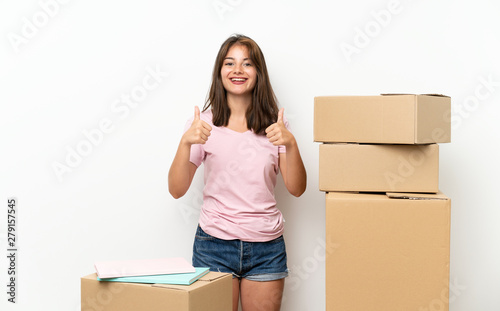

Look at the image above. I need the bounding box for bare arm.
[168,141,198,199]
[278,140,307,197]
[266,108,307,197]
[168,106,212,199]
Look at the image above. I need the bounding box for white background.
[1,0,499,310]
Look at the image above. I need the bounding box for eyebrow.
[224,57,250,61]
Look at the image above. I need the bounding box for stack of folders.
[94,257,210,285]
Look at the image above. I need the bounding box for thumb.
[277,108,284,123]
[194,106,200,121]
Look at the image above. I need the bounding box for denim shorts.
[192,225,288,281]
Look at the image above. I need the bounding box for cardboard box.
[319,143,439,193]
[81,271,232,311]
[314,94,451,144]
[325,191,451,311]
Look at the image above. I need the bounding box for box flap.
[380,93,415,96]
[151,272,231,291]
[196,271,229,282]
[386,191,449,200]
[421,94,450,97]
[151,283,193,291]
[380,93,450,97]
[82,273,98,280]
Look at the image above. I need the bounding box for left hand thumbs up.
[265,107,294,147]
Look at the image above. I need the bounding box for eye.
[224,62,234,66]
[243,62,252,67]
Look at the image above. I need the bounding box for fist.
[183,106,212,145]
[265,108,294,147]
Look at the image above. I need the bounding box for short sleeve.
[183,118,205,167]
[278,116,290,154]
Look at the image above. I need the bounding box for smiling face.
[220,44,257,98]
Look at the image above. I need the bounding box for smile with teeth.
[231,78,247,82]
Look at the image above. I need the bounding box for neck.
[227,93,252,118]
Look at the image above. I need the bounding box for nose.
[233,63,243,74]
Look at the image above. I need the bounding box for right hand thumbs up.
[182,106,212,145]
[194,106,201,121]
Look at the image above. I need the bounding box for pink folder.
[94,257,195,279]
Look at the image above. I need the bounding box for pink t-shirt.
[185,109,288,242]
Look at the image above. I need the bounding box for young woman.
[168,34,306,311]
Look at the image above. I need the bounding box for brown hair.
[203,34,279,134]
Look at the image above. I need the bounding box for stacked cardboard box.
[314,94,452,311]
